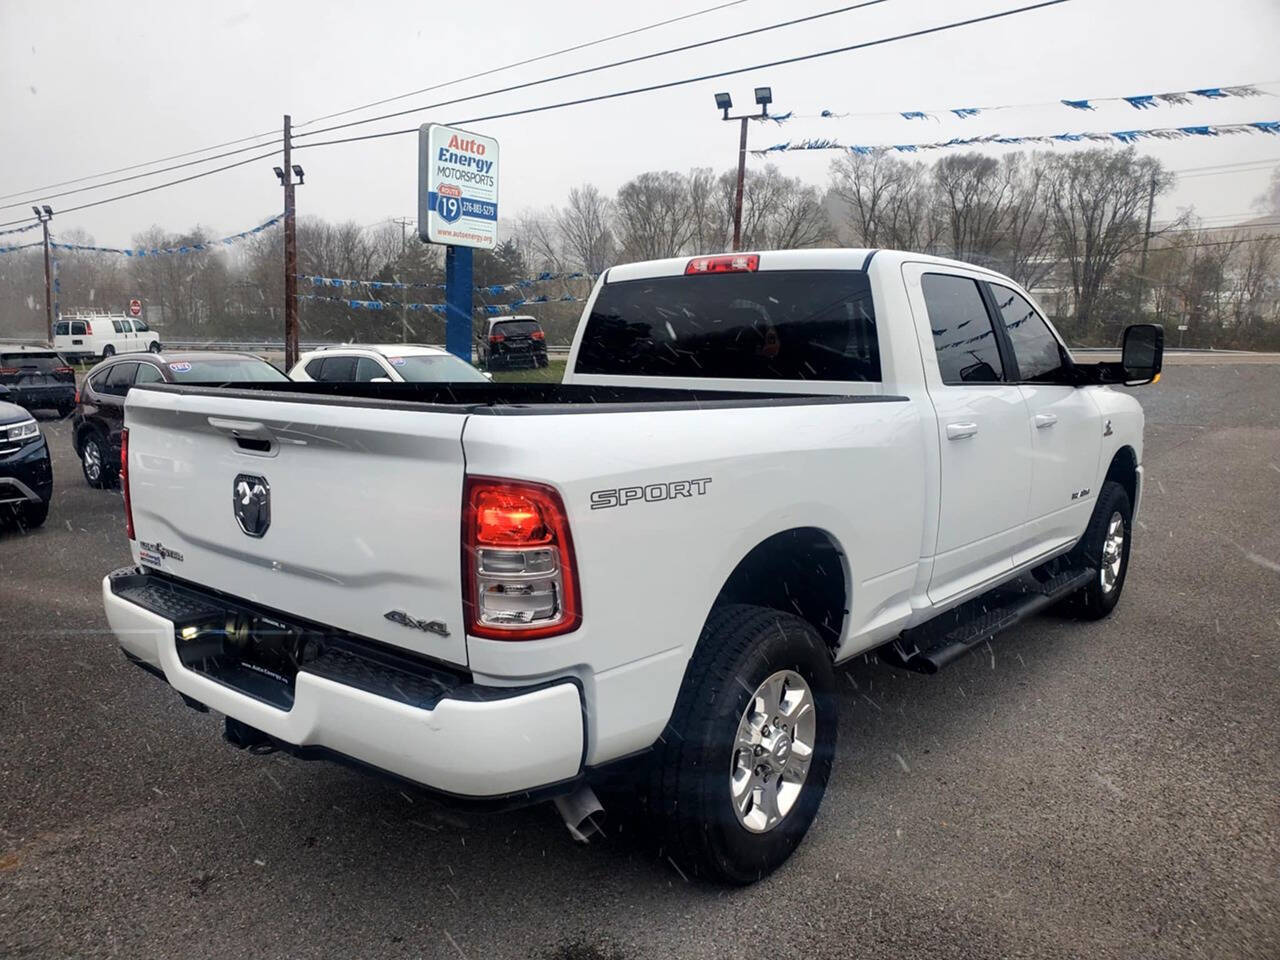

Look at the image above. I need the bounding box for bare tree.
[510,209,564,274]
[1253,164,1280,215]
[734,165,831,249]
[686,167,729,253]
[1045,148,1171,337]
[556,184,615,273]
[613,171,694,261]
[827,150,938,250]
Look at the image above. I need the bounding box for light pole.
[715,87,773,252]
[32,205,54,343]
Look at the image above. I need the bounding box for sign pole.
[444,245,474,362]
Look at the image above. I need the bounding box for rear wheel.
[57,402,74,419]
[1066,480,1132,619]
[102,344,115,358]
[80,431,114,488]
[648,604,837,884]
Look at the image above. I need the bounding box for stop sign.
[129,299,142,317]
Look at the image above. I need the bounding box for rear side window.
[922,274,1004,384]
[70,321,87,336]
[576,270,879,382]
[316,356,357,381]
[103,362,138,395]
[112,320,126,333]
[989,283,1066,383]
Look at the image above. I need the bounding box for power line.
[293,0,902,141]
[0,139,284,213]
[0,0,753,206]
[0,149,280,228]
[293,0,755,131]
[295,0,1073,152]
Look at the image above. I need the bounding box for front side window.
[989,283,1067,383]
[922,274,1004,384]
[133,319,150,332]
[387,354,489,383]
[354,357,387,381]
[576,270,879,382]
[135,363,164,384]
[165,358,289,383]
[54,322,69,336]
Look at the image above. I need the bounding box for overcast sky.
[2,0,1278,247]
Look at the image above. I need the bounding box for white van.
[53,312,161,360]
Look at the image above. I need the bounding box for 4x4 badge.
[233,474,271,538]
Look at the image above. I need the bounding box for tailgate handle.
[208,417,276,455]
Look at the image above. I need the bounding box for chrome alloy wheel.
[1100,511,1125,594]
[730,669,817,834]
[83,441,102,481]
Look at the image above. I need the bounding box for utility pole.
[32,205,54,343]
[714,87,773,253]
[392,216,413,255]
[391,217,415,344]
[275,115,303,371]
[1136,172,1157,318]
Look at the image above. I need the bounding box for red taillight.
[489,334,505,343]
[121,427,135,540]
[530,330,545,341]
[685,254,759,275]
[0,368,19,375]
[74,387,80,404]
[54,366,74,374]
[84,322,93,334]
[462,476,580,640]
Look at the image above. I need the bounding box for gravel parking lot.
[1,361,1277,960]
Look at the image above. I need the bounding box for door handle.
[946,422,979,441]
[1034,413,1059,429]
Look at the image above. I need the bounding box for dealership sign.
[418,123,499,250]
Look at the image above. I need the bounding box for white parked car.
[102,249,1161,883]
[54,313,161,360]
[288,343,489,383]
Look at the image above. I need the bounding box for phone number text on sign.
[418,124,500,250]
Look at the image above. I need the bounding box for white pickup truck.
[102,249,1161,883]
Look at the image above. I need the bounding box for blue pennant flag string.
[756,82,1273,125]
[47,214,284,257]
[296,270,598,294]
[0,220,43,238]
[752,120,1280,156]
[0,239,45,255]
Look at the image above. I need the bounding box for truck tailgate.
[124,388,470,666]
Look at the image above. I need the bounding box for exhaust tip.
[553,784,605,843]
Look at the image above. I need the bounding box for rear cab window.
[575,270,879,382]
[922,274,1005,384]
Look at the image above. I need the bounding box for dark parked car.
[73,351,289,487]
[0,345,77,416]
[0,397,52,528]
[477,315,549,370]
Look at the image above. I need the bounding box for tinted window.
[492,320,540,337]
[103,362,138,395]
[135,363,164,384]
[112,320,126,333]
[54,322,69,336]
[354,357,387,381]
[133,319,150,332]
[576,270,880,382]
[388,354,489,383]
[922,274,1004,384]
[304,358,324,379]
[318,356,357,381]
[1,352,64,372]
[165,358,289,382]
[989,283,1065,382]
[70,321,87,335]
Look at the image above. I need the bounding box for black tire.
[150,341,162,353]
[14,499,49,529]
[647,604,837,884]
[80,431,114,488]
[57,403,74,419]
[1065,480,1133,619]
[102,344,115,358]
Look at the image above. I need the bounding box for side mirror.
[1120,323,1163,385]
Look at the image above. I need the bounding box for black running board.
[881,568,1095,674]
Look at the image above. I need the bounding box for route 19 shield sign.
[418,123,499,250]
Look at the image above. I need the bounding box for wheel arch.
[1104,444,1139,508]
[708,526,850,657]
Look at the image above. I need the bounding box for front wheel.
[149,341,162,353]
[1066,480,1133,619]
[648,604,837,884]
